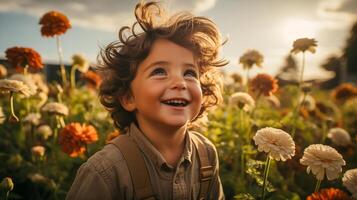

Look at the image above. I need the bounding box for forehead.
[138,39,196,69]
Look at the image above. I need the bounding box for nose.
[170,75,187,90]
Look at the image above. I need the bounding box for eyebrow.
[143,61,197,73]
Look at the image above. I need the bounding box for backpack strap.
[109,135,156,200]
[191,133,214,200]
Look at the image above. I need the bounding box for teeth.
[163,99,188,106]
[167,100,186,104]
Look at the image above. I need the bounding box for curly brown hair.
[97,1,228,131]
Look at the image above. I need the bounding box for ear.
[119,92,136,112]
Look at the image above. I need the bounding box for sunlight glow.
[282,19,319,44]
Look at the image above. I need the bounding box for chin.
[162,119,189,129]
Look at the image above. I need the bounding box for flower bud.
[28,173,47,183]
[36,125,53,140]
[0,177,14,192]
[0,64,7,78]
[31,145,45,157]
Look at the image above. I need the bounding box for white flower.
[300,144,345,180]
[229,92,255,111]
[0,107,5,124]
[36,125,53,140]
[31,145,45,157]
[291,38,317,54]
[239,49,264,69]
[34,92,48,108]
[28,173,47,183]
[327,128,351,147]
[0,64,7,78]
[31,74,49,94]
[253,127,295,161]
[9,74,37,96]
[0,79,31,97]
[342,168,357,199]
[299,95,316,111]
[72,53,90,73]
[42,102,69,116]
[23,113,41,125]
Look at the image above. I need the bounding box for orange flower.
[250,73,278,96]
[39,11,71,37]
[58,123,98,157]
[105,130,121,144]
[307,188,351,200]
[5,47,43,71]
[81,124,99,143]
[81,70,102,89]
[332,83,357,103]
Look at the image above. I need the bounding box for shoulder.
[80,137,132,194]
[67,138,132,200]
[190,131,217,152]
[189,131,219,164]
[86,139,126,174]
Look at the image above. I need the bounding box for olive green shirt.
[66,123,224,200]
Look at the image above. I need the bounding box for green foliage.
[1,70,357,199]
[201,80,357,199]
[0,81,112,199]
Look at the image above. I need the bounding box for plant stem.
[56,36,67,86]
[85,143,90,158]
[314,179,322,193]
[24,64,29,75]
[298,52,306,90]
[291,90,307,138]
[60,116,65,128]
[321,121,327,143]
[246,69,250,92]
[53,117,60,146]
[9,92,19,122]
[241,150,245,177]
[261,156,272,200]
[30,124,34,147]
[251,91,261,118]
[70,65,77,89]
[57,93,62,103]
[239,108,244,132]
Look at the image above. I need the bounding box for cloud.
[166,0,216,13]
[325,0,357,15]
[317,0,357,30]
[0,0,217,32]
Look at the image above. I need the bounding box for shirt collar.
[128,123,193,169]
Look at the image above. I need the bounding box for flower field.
[1,10,357,200]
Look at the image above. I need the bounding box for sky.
[0,0,356,80]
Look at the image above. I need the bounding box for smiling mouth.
[161,99,189,107]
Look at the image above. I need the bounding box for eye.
[150,67,166,76]
[184,69,198,78]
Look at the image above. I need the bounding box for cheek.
[191,84,203,105]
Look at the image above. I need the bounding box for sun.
[282,19,318,44]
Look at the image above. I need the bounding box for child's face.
[125,39,202,129]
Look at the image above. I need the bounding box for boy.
[66,1,227,199]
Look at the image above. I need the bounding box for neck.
[135,120,187,166]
